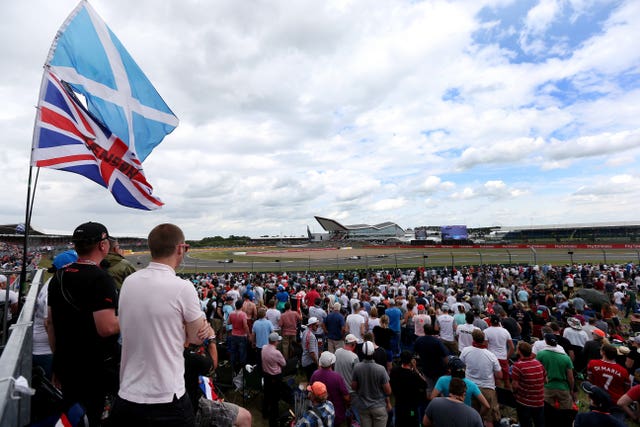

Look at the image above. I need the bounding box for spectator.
[228,299,250,372]
[385,300,402,357]
[110,223,214,427]
[279,302,301,359]
[346,302,366,343]
[586,343,630,420]
[536,333,575,427]
[47,222,120,426]
[436,307,457,355]
[423,378,483,427]
[302,317,320,381]
[459,329,502,427]
[352,341,392,427]
[101,237,136,290]
[251,307,273,377]
[335,334,360,424]
[456,311,480,353]
[295,381,335,427]
[262,332,286,427]
[0,274,18,323]
[511,341,546,427]
[325,302,346,352]
[483,314,514,389]
[310,351,350,427]
[389,350,427,427]
[576,382,625,427]
[431,355,490,410]
[414,325,449,398]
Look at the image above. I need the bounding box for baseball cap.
[447,356,466,373]
[53,250,79,270]
[417,304,425,311]
[592,328,606,339]
[72,222,109,243]
[307,381,327,398]
[345,334,358,344]
[268,332,282,342]
[319,351,336,368]
[362,341,375,356]
[581,381,612,408]
[544,333,558,345]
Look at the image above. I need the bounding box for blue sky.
[1,0,639,239]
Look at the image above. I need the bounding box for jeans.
[108,393,195,427]
[228,335,248,371]
[390,331,401,357]
[516,403,544,427]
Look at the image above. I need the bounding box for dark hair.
[602,344,617,360]
[465,312,475,324]
[449,377,467,396]
[148,224,184,258]
[235,300,243,310]
[284,302,291,311]
[424,325,437,336]
[472,329,485,344]
[400,350,413,365]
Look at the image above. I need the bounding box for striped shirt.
[511,356,546,407]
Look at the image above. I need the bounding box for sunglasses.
[178,243,190,253]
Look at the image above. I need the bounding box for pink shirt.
[229,310,248,336]
[280,310,300,336]
[262,343,286,375]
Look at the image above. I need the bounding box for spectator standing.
[413,325,449,398]
[302,317,320,381]
[412,304,430,338]
[431,356,490,410]
[265,299,281,334]
[586,343,630,418]
[295,382,336,427]
[352,341,392,427]
[228,300,250,373]
[111,223,214,427]
[436,307,458,355]
[389,350,427,427]
[346,302,366,343]
[385,300,402,357]
[262,332,286,427]
[279,302,301,359]
[459,329,502,427]
[456,312,480,353]
[251,307,273,377]
[423,378,484,427]
[47,222,120,426]
[511,341,546,427]
[483,314,514,389]
[335,334,361,424]
[310,351,350,427]
[0,274,18,323]
[536,333,575,427]
[102,237,136,290]
[325,302,346,352]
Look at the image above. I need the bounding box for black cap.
[447,356,466,373]
[72,222,109,243]
[543,333,557,346]
[581,381,612,409]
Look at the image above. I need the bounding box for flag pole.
[17,167,35,310]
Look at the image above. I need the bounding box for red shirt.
[305,289,321,307]
[587,359,630,402]
[229,310,248,336]
[512,356,546,407]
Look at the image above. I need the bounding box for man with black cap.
[575,382,625,427]
[390,350,427,426]
[47,221,120,425]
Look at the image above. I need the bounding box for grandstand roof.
[0,224,46,236]
[314,216,404,233]
[498,221,640,232]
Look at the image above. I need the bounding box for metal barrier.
[0,268,44,427]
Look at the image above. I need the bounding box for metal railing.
[0,268,43,427]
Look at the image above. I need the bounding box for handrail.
[0,268,44,426]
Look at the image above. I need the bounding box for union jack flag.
[31,71,163,210]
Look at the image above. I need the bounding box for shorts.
[498,359,510,381]
[543,388,573,411]
[196,397,239,427]
[479,387,501,422]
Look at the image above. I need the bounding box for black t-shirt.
[389,366,427,407]
[501,317,521,338]
[413,335,449,379]
[373,325,394,350]
[48,263,118,382]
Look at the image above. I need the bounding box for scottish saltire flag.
[45,1,178,161]
[32,71,163,210]
[198,376,219,401]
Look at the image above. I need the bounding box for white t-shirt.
[266,308,281,331]
[118,262,205,404]
[346,313,365,343]
[460,346,500,389]
[484,326,512,360]
[437,314,456,342]
[456,323,479,352]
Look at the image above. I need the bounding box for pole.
[18,166,38,311]
[602,249,607,265]
[506,249,512,265]
[450,252,454,272]
[530,247,537,265]
[477,251,483,267]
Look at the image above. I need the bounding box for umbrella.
[575,288,609,311]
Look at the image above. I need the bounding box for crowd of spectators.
[186,261,640,426]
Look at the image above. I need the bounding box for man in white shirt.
[436,307,457,354]
[483,315,514,389]
[110,224,215,426]
[346,303,366,343]
[460,329,503,426]
[456,312,480,352]
[0,274,18,322]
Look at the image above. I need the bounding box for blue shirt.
[434,376,481,407]
[325,312,345,340]
[386,307,402,332]
[252,318,273,349]
[223,304,234,331]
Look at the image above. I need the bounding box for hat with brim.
[567,317,582,330]
[307,317,319,326]
[268,332,282,342]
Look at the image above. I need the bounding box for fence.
[0,268,44,427]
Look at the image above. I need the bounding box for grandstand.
[314,216,405,242]
[492,222,640,243]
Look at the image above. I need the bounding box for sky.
[2,0,640,240]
